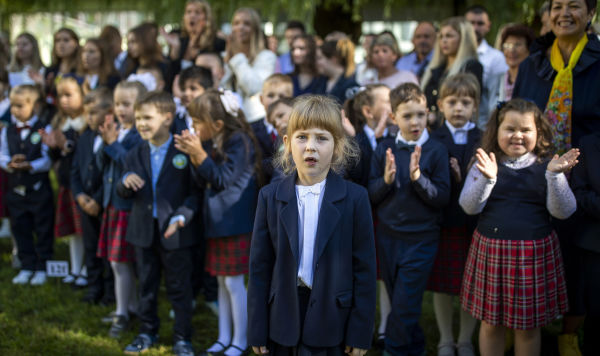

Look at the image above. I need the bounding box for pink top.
[365,69,419,89]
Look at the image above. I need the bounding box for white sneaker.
[74,276,88,287]
[30,271,47,285]
[62,275,76,283]
[12,270,33,284]
[0,219,11,238]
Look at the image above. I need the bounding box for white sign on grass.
[46,261,69,277]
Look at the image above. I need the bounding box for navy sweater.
[368,137,450,235]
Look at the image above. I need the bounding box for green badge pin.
[172,153,188,169]
[30,132,41,145]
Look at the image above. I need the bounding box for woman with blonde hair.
[421,17,483,129]
[220,7,277,123]
[316,38,359,103]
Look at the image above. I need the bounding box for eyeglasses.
[502,42,526,51]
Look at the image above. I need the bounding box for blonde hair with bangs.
[277,95,358,175]
[421,17,479,91]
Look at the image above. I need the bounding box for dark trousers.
[267,287,345,356]
[135,221,193,342]
[378,230,439,356]
[80,209,113,300]
[7,187,54,271]
[191,239,217,302]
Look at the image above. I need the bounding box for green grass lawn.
[0,237,568,356]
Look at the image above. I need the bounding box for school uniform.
[193,131,258,276]
[427,122,481,295]
[248,171,377,353]
[251,118,277,180]
[171,111,194,135]
[49,117,86,239]
[368,130,450,356]
[96,128,142,262]
[71,128,109,300]
[0,117,54,271]
[117,136,199,342]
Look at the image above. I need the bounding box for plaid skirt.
[206,234,250,276]
[427,226,472,295]
[0,170,7,218]
[54,187,83,238]
[97,205,135,262]
[460,229,568,330]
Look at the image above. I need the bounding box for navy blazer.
[248,172,376,350]
[513,33,600,146]
[430,125,481,228]
[117,140,199,250]
[70,129,104,204]
[345,129,374,188]
[194,131,258,238]
[97,128,143,210]
[571,132,600,252]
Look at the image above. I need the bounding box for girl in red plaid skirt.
[459,99,579,356]
[175,88,263,356]
[427,74,482,356]
[42,77,87,285]
[96,81,146,338]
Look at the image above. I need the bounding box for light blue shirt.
[396,51,433,77]
[278,52,294,74]
[149,135,172,218]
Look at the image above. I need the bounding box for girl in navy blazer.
[174,88,262,356]
[96,81,145,337]
[247,95,376,356]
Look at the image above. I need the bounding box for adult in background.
[44,28,81,104]
[277,20,305,74]
[161,0,225,76]
[220,8,277,123]
[465,5,508,129]
[512,1,600,354]
[100,25,127,73]
[396,22,437,80]
[421,17,483,129]
[488,24,535,110]
[363,33,418,89]
[315,38,359,104]
[289,34,327,97]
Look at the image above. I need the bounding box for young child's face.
[57,81,83,117]
[497,110,537,158]
[270,103,293,137]
[438,94,476,128]
[135,104,172,143]
[84,102,108,131]
[261,82,293,112]
[192,116,222,142]
[10,93,36,122]
[371,45,398,70]
[114,87,138,128]
[286,126,334,183]
[367,87,392,127]
[392,98,428,142]
[195,55,224,88]
[181,79,206,108]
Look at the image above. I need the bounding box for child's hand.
[174,129,207,167]
[341,110,356,137]
[99,115,119,145]
[85,199,101,217]
[40,129,58,149]
[76,193,92,209]
[123,173,145,191]
[383,148,397,185]
[449,157,462,182]
[345,346,368,356]
[547,148,580,173]
[164,219,185,239]
[409,146,422,181]
[374,111,390,139]
[8,159,31,171]
[475,148,497,179]
[252,346,269,355]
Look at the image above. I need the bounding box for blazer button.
[315,263,319,270]
[147,205,152,210]
[432,89,438,96]
[494,227,498,233]
[108,178,113,183]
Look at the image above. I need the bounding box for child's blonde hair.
[9,84,42,104]
[277,95,358,174]
[262,73,293,93]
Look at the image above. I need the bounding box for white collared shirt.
[93,135,103,153]
[296,178,327,288]
[15,115,38,140]
[363,124,388,151]
[445,121,476,145]
[395,128,430,147]
[118,128,131,143]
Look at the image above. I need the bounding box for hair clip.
[345,86,367,100]
[219,90,240,117]
[496,100,507,110]
[127,72,157,91]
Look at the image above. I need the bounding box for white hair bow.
[219,90,240,117]
[127,72,157,91]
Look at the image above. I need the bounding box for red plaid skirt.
[0,170,7,218]
[206,234,250,276]
[427,226,472,295]
[460,229,568,330]
[97,205,135,262]
[54,187,83,238]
